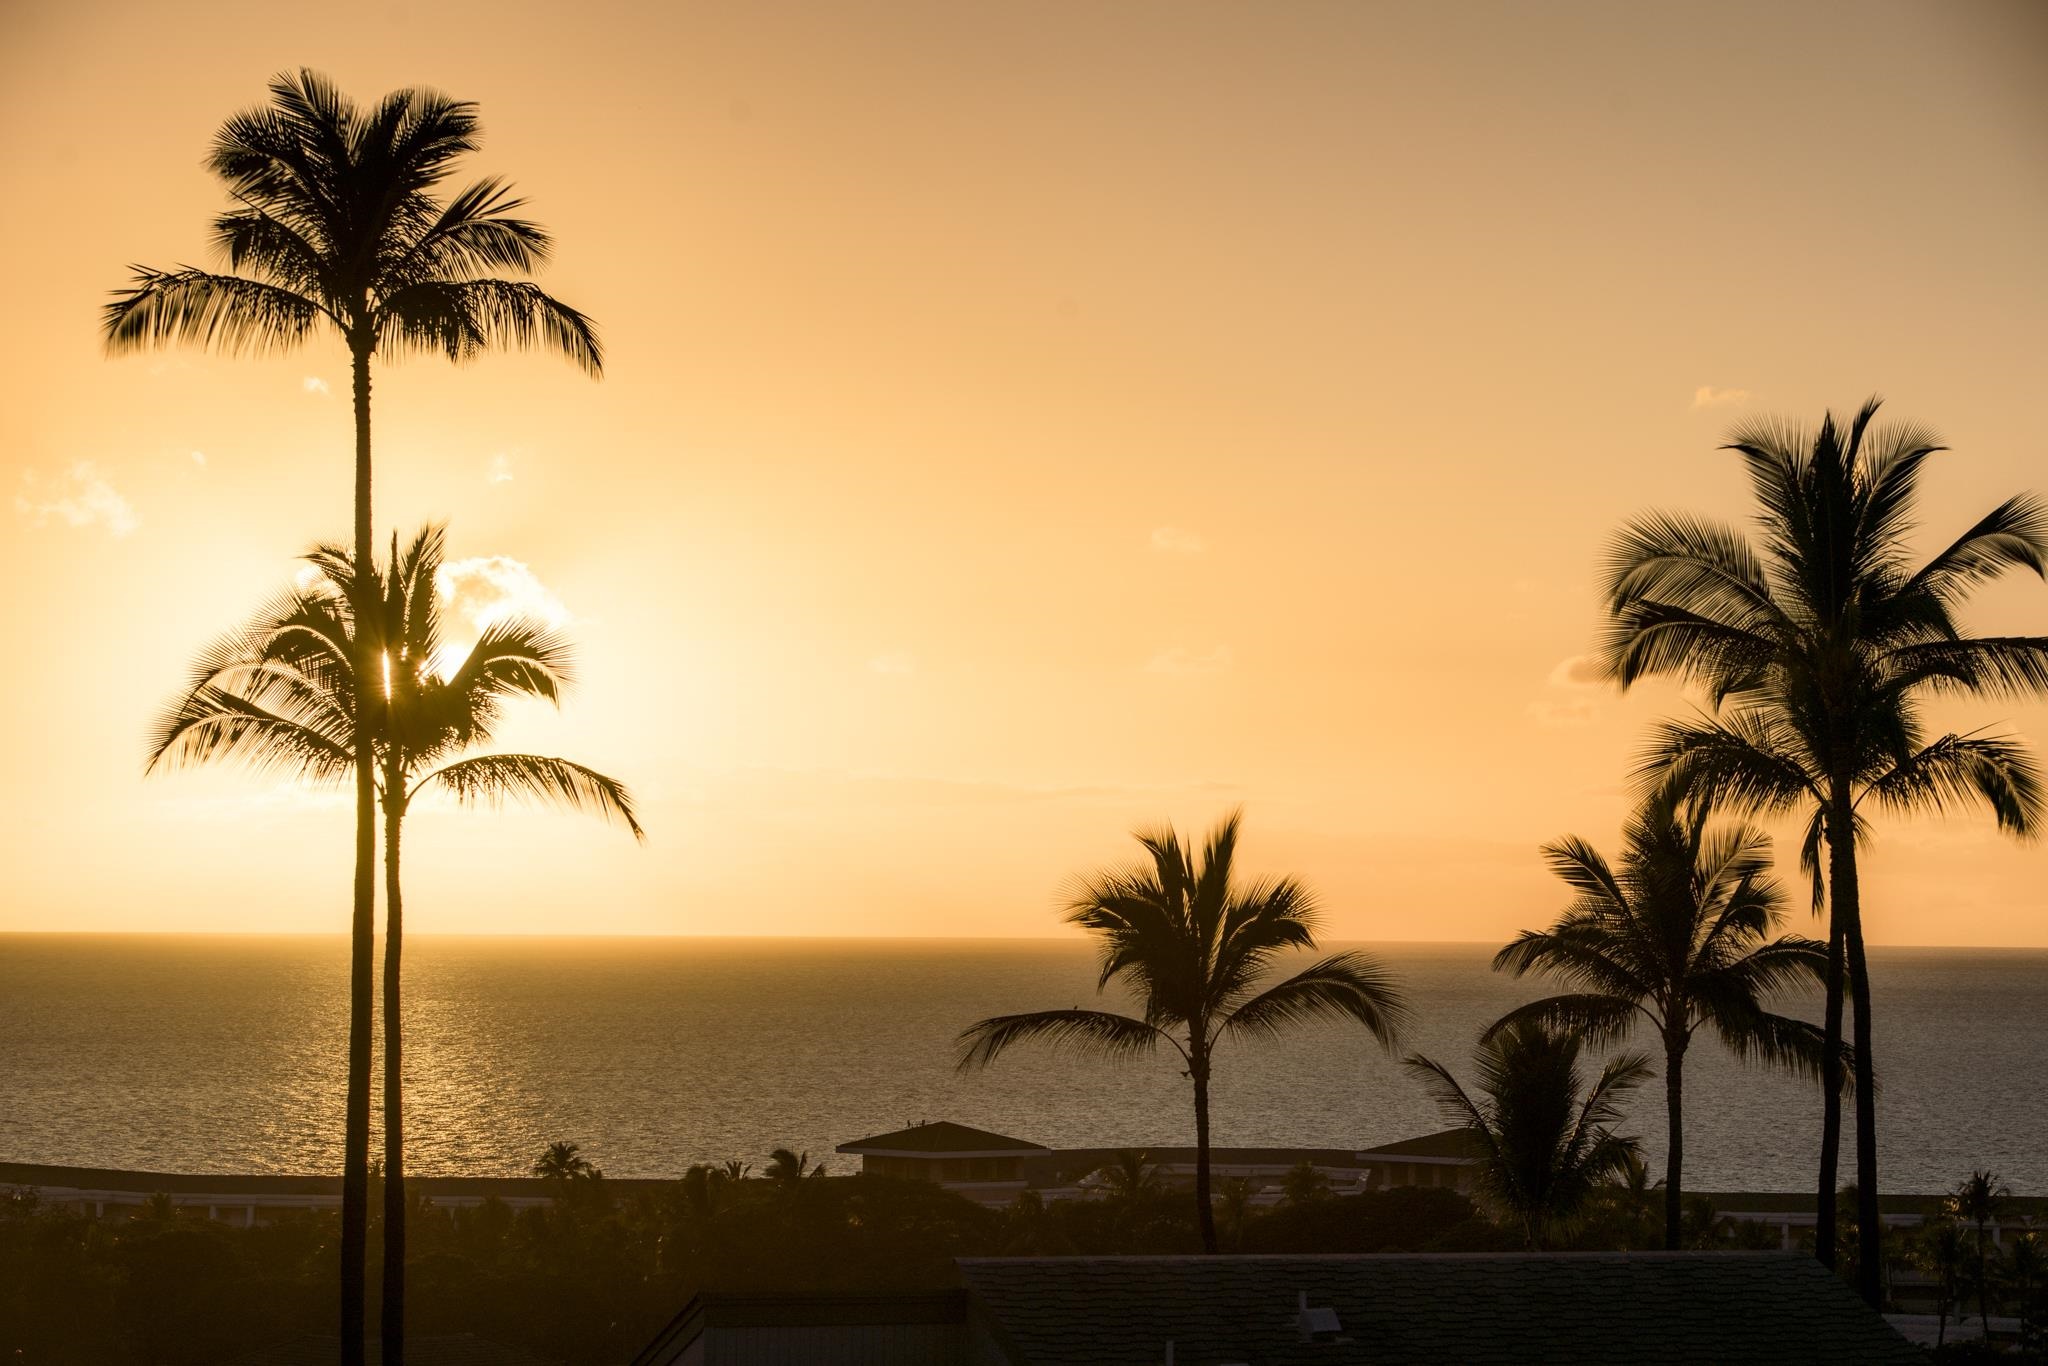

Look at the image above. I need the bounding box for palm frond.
[103,267,324,355]
[1481,993,1642,1046]
[417,754,643,839]
[1863,731,2043,836]
[955,1009,1175,1072]
[376,278,602,374]
[1220,950,1407,1048]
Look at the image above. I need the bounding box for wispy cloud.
[1146,645,1233,676]
[486,453,515,485]
[1528,653,1605,727]
[867,651,916,676]
[1149,526,1207,554]
[14,462,139,536]
[1692,385,1753,409]
[438,555,572,635]
[302,376,330,396]
[189,450,207,467]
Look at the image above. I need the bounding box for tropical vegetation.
[1598,398,2048,1303]
[1486,786,1833,1248]
[1404,1020,1650,1250]
[955,810,1408,1252]
[105,69,602,1366]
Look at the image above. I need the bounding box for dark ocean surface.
[2,935,2041,1193]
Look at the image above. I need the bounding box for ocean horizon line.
[5,928,2048,952]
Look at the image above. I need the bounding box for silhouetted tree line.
[5,1161,1836,1366]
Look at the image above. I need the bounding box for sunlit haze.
[4,0,2045,942]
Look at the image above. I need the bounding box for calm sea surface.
[1,935,2042,1194]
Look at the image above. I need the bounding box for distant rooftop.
[836,1120,1049,1156]
[1356,1127,1485,1161]
[955,1253,1922,1365]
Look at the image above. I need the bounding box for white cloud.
[1145,645,1233,676]
[1546,654,1605,688]
[14,462,139,536]
[189,450,207,467]
[486,453,515,485]
[438,555,572,635]
[1529,653,1606,727]
[867,651,916,676]
[302,376,330,396]
[1150,526,1207,554]
[1692,385,1753,409]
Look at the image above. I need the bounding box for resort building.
[834,1120,1369,1206]
[1353,1127,1484,1193]
[833,1122,1048,1202]
[632,1251,1923,1365]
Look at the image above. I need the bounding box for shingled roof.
[956,1253,1922,1366]
[835,1121,1048,1156]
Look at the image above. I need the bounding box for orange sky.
[3,0,2045,943]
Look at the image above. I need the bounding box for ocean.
[1,935,2042,1194]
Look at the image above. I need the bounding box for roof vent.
[1296,1289,1342,1341]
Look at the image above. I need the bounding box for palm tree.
[1947,1168,2011,1337]
[1405,1021,1649,1250]
[105,70,601,1366]
[956,810,1408,1253]
[532,1142,600,1183]
[1486,787,1833,1249]
[764,1149,826,1184]
[147,528,637,1360]
[1599,397,2048,1304]
[1091,1151,1167,1204]
[1912,1217,1968,1349]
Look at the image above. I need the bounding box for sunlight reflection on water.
[1,935,2042,1192]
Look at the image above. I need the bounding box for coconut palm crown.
[1600,397,2048,1304]
[956,811,1408,1254]
[148,526,640,839]
[1486,787,1832,1249]
[1406,1020,1650,1250]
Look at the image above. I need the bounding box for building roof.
[956,1253,1922,1366]
[835,1121,1049,1156]
[631,1291,967,1365]
[224,1334,551,1366]
[1354,1127,1485,1161]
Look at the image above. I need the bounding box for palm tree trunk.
[1816,837,1847,1272]
[1979,1221,1991,1339]
[1191,1060,1217,1255]
[1663,1036,1685,1251]
[340,333,377,1366]
[381,786,407,1366]
[1843,889,1882,1308]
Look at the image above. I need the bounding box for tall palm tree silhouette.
[1599,398,2047,1303]
[1405,1021,1649,1250]
[148,527,637,1361]
[1486,787,1832,1249]
[103,72,600,1365]
[956,811,1407,1253]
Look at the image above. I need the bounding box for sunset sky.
[3,0,2045,943]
